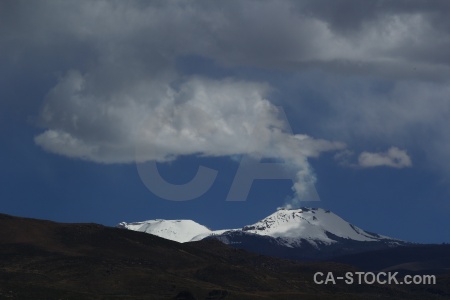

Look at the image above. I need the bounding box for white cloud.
[358,147,412,169]
[34,70,345,200]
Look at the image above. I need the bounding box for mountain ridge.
[118,207,407,260]
[1,211,449,299]
[119,207,400,245]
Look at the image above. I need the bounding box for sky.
[2,0,450,243]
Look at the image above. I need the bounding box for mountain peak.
[275,207,325,213]
[119,207,401,251]
[242,207,390,245]
[276,207,304,212]
[118,219,212,243]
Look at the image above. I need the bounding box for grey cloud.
[4,1,450,80]
[334,147,413,169]
[327,81,450,146]
[358,147,412,169]
[287,73,450,176]
[3,0,450,195]
[295,0,450,33]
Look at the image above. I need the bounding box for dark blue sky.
[2,1,450,244]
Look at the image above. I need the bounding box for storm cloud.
[3,0,450,198]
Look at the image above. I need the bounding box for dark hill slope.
[0,213,448,299]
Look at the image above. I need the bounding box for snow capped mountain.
[242,207,391,247]
[118,207,407,260]
[117,219,212,243]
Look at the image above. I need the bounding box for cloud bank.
[6,0,450,199]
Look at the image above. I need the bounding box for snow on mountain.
[241,207,391,247]
[118,207,400,247]
[118,207,405,260]
[117,219,212,243]
[190,229,233,242]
